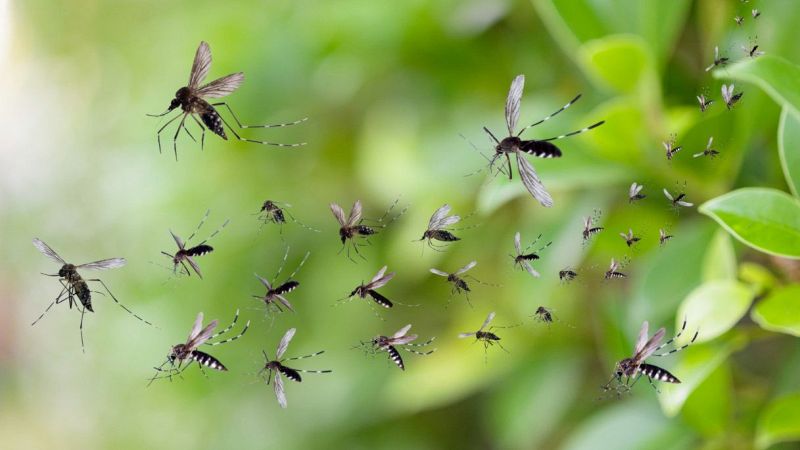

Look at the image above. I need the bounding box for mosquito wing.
[330,203,347,227]
[458,332,476,338]
[370,265,388,283]
[721,84,732,103]
[429,268,449,277]
[514,231,522,254]
[390,334,418,346]
[517,153,554,207]
[693,152,705,158]
[522,260,540,278]
[187,318,219,349]
[608,258,618,271]
[188,41,213,89]
[479,311,496,332]
[255,273,272,290]
[275,295,295,313]
[506,74,525,135]
[277,328,296,359]
[187,312,205,343]
[455,260,477,275]
[185,255,204,279]
[635,327,666,361]
[196,72,244,99]
[77,258,127,270]
[347,200,363,226]
[677,200,694,207]
[392,324,412,339]
[32,238,67,265]
[663,188,674,201]
[169,230,185,250]
[427,204,451,230]
[367,266,395,289]
[274,371,287,408]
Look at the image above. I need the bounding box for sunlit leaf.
[702,230,736,282]
[756,392,800,449]
[715,55,800,116]
[779,107,800,197]
[579,35,652,93]
[676,280,753,344]
[739,262,779,298]
[751,284,800,337]
[680,362,731,437]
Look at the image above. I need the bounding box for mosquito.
[32,238,153,352]
[363,324,436,370]
[147,41,305,160]
[663,185,694,210]
[603,319,698,395]
[659,228,674,246]
[693,136,719,159]
[345,265,396,308]
[260,328,331,408]
[752,9,760,19]
[511,231,551,278]
[532,306,554,326]
[629,182,646,203]
[148,310,250,385]
[619,229,641,248]
[256,200,319,234]
[459,312,508,362]
[604,258,627,280]
[419,204,464,250]
[722,84,743,110]
[253,247,310,315]
[161,210,229,279]
[697,94,713,113]
[482,74,604,207]
[705,46,729,72]
[735,15,744,26]
[330,199,404,262]
[742,43,764,58]
[430,260,492,306]
[663,134,682,160]
[559,267,578,283]
[582,210,604,243]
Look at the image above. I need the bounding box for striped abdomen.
[274,281,299,296]
[200,106,227,139]
[638,363,679,383]
[383,345,405,370]
[368,290,393,308]
[186,244,213,257]
[190,350,228,371]
[278,365,302,382]
[427,230,460,242]
[520,140,562,158]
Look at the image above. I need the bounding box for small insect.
[619,229,641,248]
[705,46,729,72]
[147,41,305,160]
[742,43,764,58]
[629,182,646,203]
[161,210,229,279]
[364,324,436,370]
[253,247,310,315]
[559,267,578,283]
[663,134,682,160]
[604,258,627,280]
[697,94,713,112]
[603,319,698,395]
[582,210,604,242]
[752,9,760,19]
[430,260,489,306]
[511,231,552,278]
[346,265,396,308]
[260,328,332,408]
[459,312,508,361]
[735,15,744,26]
[659,228,674,246]
[693,136,719,159]
[32,238,152,352]
[532,306,554,326]
[148,310,250,385]
[419,204,463,250]
[663,185,694,209]
[330,199,403,262]
[256,200,319,234]
[722,84,743,110]
[482,74,604,207]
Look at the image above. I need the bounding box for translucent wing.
[275,295,295,313]
[188,41,213,89]
[677,200,694,207]
[707,136,714,149]
[522,260,540,278]
[391,334,418,346]
[255,273,272,290]
[274,371,287,408]
[506,74,525,135]
[517,153,554,207]
[458,332,476,338]
[187,312,204,342]
[169,230,185,249]
[196,73,244,98]
[633,321,649,355]
[608,258,618,271]
[330,203,347,226]
[368,266,395,289]
[721,84,731,103]
[663,188,674,201]
[635,327,666,360]
[427,204,451,230]
[514,232,522,254]
[371,266,388,283]
[32,238,66,264]
[630,183,643,196]
[185,255,204,279]
[455,260,477,275]
[479,312,496,331]
[430,268,449,277]
[347,200,363,226]
[188,318,218,348]
[277,328,296,359]
[392,324,413,339]
[77,258,126,270]
[693,152,705,158]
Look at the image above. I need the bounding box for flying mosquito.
[604,258,627,280]
[482,74,604,207]
[459,312,508,361]
[693,137,719,159]
[603,319,698,395]
[430,260,492,306]
[705,46,729,72]
[663,185,694,210]
[559,267,578,283]
[32,238,153,352]
[722,84,743,110]
[330,199,404,262]
[161,210,229,279]
[419,204,464,250]
[362,324,436,370]
[148,310,250,385]
[697,94,713,112]
[256,200,319,234]
[582,210,604,242]
[629,182,646,203]
[345,265,396,308]
[260,328,331,408]
[253,247,310,315]
[511,231,551,278]
[147,41,305,160]
[659,228,674,246]
[663,134,682,160]
[619,229,641,248]
[532,306,554,326]
[742,43,764,58]
[735,15,744,26]
[752,9,760,18]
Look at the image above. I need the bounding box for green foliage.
[779,107,800,196]
[752,284,800,337]
[756,392,800,449]
[717,55,800,116]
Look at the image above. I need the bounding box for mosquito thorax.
[497,136,522,153]
[477,330,500,341]
[616,358,637,377]
[58,263,77,278]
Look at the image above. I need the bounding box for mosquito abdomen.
[279,365,302,382]
[191,350,228,371]
[638,363,679,383]
[430,230,460,242]
[186,244,214,257]
[201,108,227,139]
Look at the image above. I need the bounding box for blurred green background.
[2,0,800,449]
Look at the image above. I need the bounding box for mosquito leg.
[646,376,661,394]
[517,94,582,136]
[505,153,513,180]
[273,246,291,283]
[207,309,241,340]
[212,102,308,128]
[172,114,190,161]
[284,350,325,361]
[88,278,154,327]
[540,120,605,142]
[155,112,183,155]
[190,114,207,151]
[295,368,333,374]
[218,115,305,147]
[78,304,87,354]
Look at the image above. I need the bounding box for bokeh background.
[2,0,800,449]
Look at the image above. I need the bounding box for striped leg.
[401,346,435,356]
[540,120,605,142]
[185,209,211,243]
[31,279,71,326]
[406,337,436,347]
[284,350,326,361]
[190,114,206,150]
[652,318,698,357]
[154,112,183,156]
[217,114,306,147]
[207,314,250,346]
[517,94,582,136]
[207,309,242,340]
[213,102,308,129]
[87,278,154,327]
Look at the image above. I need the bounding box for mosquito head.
[58,264,76,278]
[497,136,521,154]
[261,200,277,212]
[616,358,637,378]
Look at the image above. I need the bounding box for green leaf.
[579,35,652,93]
[702,230,736,282]
[779,107,800,197]
[739,262,779,298]
[756,392,800,449]
[699,187,800,259]
[715,55,800,116]
[752,284,800,337]
[680,362,732,437]
[676,280,753,344]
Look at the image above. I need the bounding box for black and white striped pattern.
[191,350,227,371]
[383,345,405,370]
[638,363,679,383]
